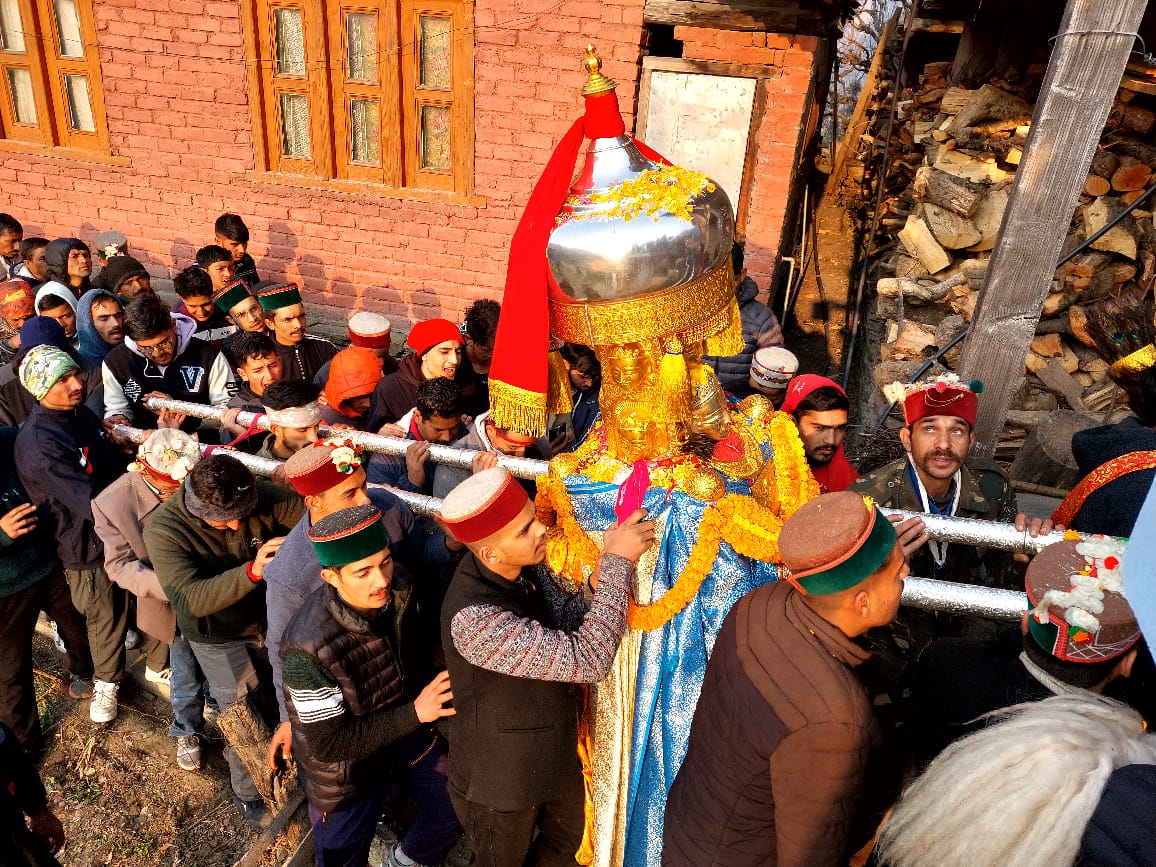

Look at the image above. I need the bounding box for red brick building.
[0,0,841,330]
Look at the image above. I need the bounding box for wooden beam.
[829,11,899,191]
[643,0,830,33]
[957,0,1147,456]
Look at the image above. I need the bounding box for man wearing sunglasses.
[103,295,234,434]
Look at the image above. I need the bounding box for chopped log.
[1111,163,1152,191]
[1122,103,1156,134]
[933,147,1013,183]
[923,203,983,249]
[950,288,980,320]
[898,215,952,274]
[967,187,1010,251]
[912,166,984,216]
[1035,312,1070,335]
[1084,174,1112,197]
[947,84,1035,137]
[217,696,299,811]
[887,321,939,360]
[1036,359,1087,409]
[1005,147,1023,166]
[1068,305,1096,347]
[1083,197,1138,258]
[1090,150,1121,178]
[876,272,968,304]
[894,255,924,278]
[1122,189,1148,205]
[1042,288,1079,316]
[941,86,975,114]
[1024,349,1049,373]
[1110,262,1138,283]
[1007,409,1099,488]
[931,129,951,143]
[1031,333,1063,357]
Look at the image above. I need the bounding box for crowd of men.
[0,211,1153,867]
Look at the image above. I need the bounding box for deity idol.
[485,47,820,866]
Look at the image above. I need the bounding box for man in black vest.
[438,467,654,867]
[102,295,233,433]
[281,504,460,867]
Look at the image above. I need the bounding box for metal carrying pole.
[877,507,1083,555]
[116,425,1038,621]
[143,396,550,481]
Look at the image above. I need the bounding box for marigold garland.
[534,408,820,632]
[576,165,716,222]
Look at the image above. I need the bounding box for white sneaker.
[145,667,171,684]
[90,680,118,723]
[124,629,141,651]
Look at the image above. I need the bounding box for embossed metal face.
[546,135,735,305]
[687,370,731,441]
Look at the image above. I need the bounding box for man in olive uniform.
[852,375,1036,589]
[851,376,1053,685]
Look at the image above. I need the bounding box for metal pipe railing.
[143,396,550,481]
[134,404,1093,555]
[116,424,1034,620]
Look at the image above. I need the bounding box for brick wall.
[2,0,823,334]
[675,27,829,299]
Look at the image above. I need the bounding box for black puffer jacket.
[282,583,423,812]
[702,276,784,392]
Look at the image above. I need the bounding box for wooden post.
[956,0,1147,456]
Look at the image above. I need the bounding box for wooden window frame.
[0,0,113,157]
[243,0,475,201]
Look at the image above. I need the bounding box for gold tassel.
[488,378,549,437]
[547,343,574,415]
[704,297,744,356]
[654,336,692,421]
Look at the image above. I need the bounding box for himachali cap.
[284,440,365,496]
[883,373,982,428]
[309,504,388,568]
[778,491,898,596]
[406,318,462,356]
[439,466,530,544]
[93,230,128,261]
[256,282,303,312]
[214,278,253,314]
[749,347,798,392]
[1026,536,1140,664]
[348,311,392,349]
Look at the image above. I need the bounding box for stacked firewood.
[864,58,1156,439]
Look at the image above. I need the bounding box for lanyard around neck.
[907,455,961,568]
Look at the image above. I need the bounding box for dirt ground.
[31,622,473,867]
[31,628,260,867]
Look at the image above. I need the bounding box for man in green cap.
[255,281,336,382]
[281,504,460,867]
[664,490,907,867]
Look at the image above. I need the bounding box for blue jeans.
[309,730,461,867]
[167,631,208,738]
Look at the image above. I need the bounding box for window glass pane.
[420,104,451,172]
[349,98,379,165]
[279,91,311,158]
[0,0,26,52]
[54,0,84,58]
[64,73,94,131]
[274,7,305,76]
[419,16,451,89]
[346,12,376,83]
[7,67,35,123]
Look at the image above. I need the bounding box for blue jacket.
[76,287,122,364]
[264,486,454,722]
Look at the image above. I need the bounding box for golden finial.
[581,44,617,96]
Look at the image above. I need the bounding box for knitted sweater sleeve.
[449,553,633,683]
[281,650,421,763]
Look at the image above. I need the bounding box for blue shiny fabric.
[563,468,779,866]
